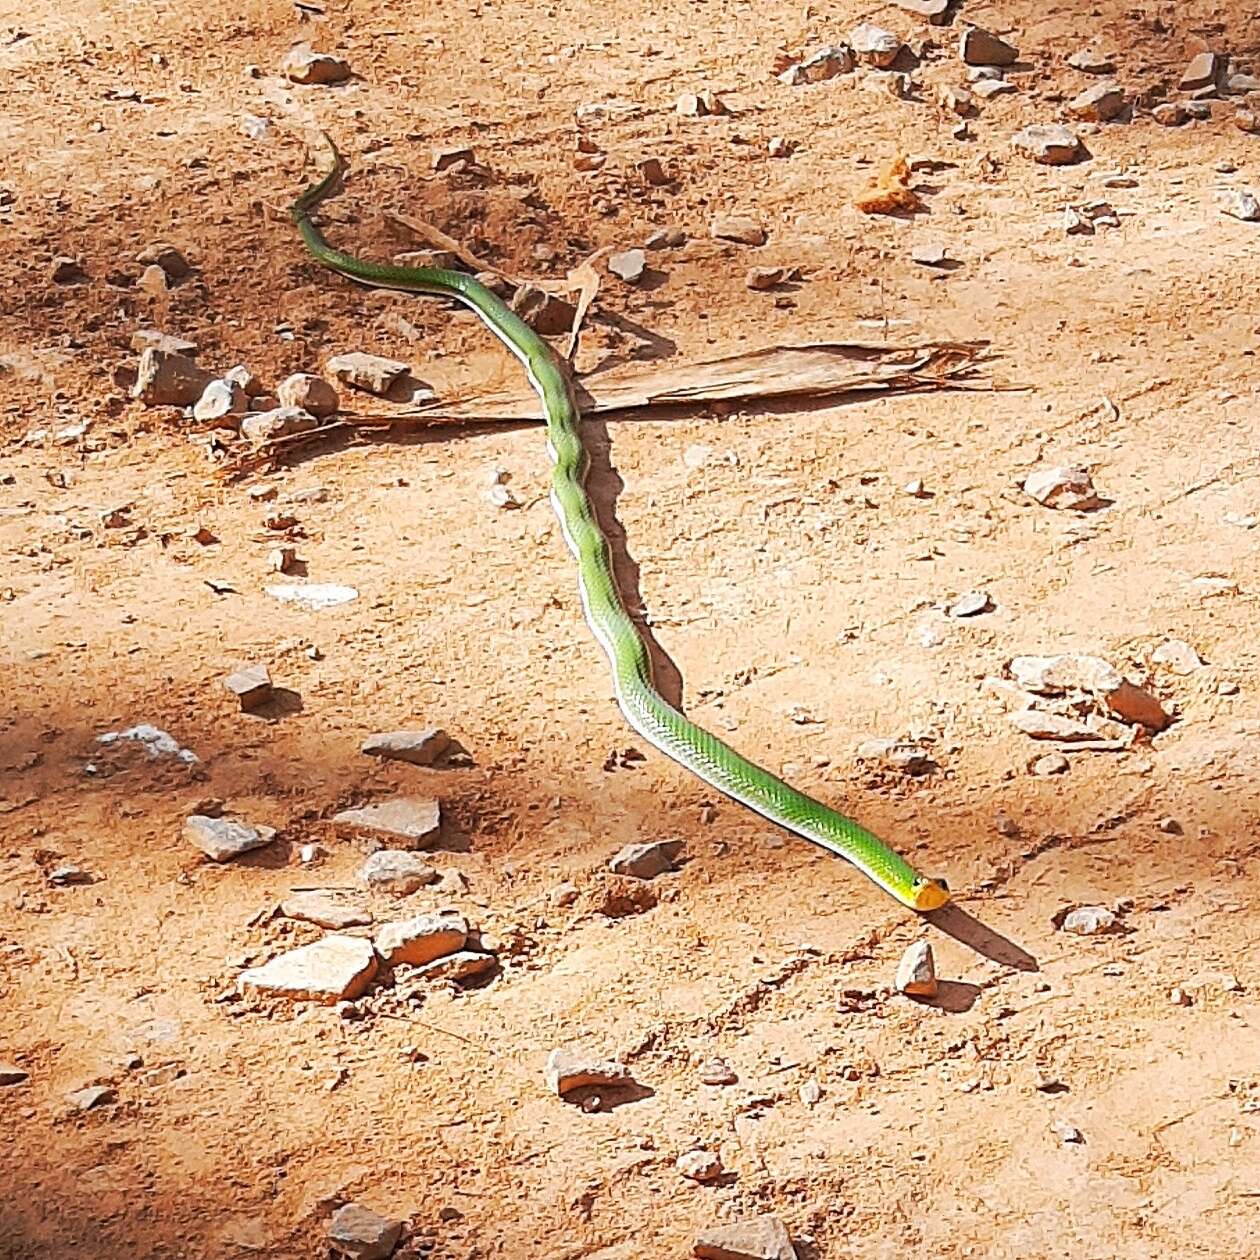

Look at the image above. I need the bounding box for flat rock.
[948,590,990,618]
[711,214,766,246]
[895,940,938,997]
[1032,751,1069,776]
[193,378,247,423]
[238,935,378,1003]
[1068,81,1127,122]
[328,1203,402,1260]
[223,663,273,711]
[677,1150,724,1182]
[361,729,450,766]
[0,1064,29,1086]
[608,249,646,283]
[137,242,190,280]
[334,798,441,848]
[797,45,854,82]
[282,45,352,85]
[1012,124,1083,166]
[892,0,949,21]
[432,146,475,172]
[265,582,358,609]
[1152,102,1187,127]
[1023,464,1099,509]
[960,26,1018,67]
[973,78,1016,98]
[184,815,275,861]
[277,373,339,418]
[131,348,211,407]
[1052,1120,1085,1144]
[413,949,497,982]
[1179,51,1221,91]
[130,329,198,356]
[1058,904,1119,936]
[240,406,319,444]
[608,839,684,879]
[1009,711,1097,742]
[1067,48,1115,73]
[359,850,437,894]
[1010,653,1122,695]
[1220,189,1260,222]
[850,22,902,68]
[1152,638,1203,674]
[325,352,410,395]
[67,1085,116,1112]
[693,1215,798,1260]
[746,266,787,290]
[281,892,372,931]
[544,1047,632,1096]
[509,284,576,335]
[374,911,468,966]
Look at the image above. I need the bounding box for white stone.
[850,22,902,68]
[359,850,436,893]
[374,912,468,966]
[265,583,358,609]
[895,940,938,996]
[334,798,441,848]
[184,815,275,861]
[193,378,247,422]
[677,1149,723,1182]
[544,1047,631,1096]
[1023,465,1100,510]
[238,935,378,1003]
[280,892,372,930]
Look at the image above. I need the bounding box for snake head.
[910,876,950,912]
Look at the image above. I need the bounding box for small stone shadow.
[909,979,982,1013]
[561,1081,656,1112]
[246,688,304,721]
[384,372,437,405]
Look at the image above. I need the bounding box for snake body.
[291,136,949,912]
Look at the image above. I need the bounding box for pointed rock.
[693,1215,797,1260]
[373,911,468,966]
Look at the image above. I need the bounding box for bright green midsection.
[290,136,946,911]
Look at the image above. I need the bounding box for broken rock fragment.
[327,1203,402,1260]
[132,348,211,407]
[240,406,319,444]
[895,941,938,996]
[278,372,339,418]
[1068,81,1127,122]
[608,838,684,879]
[184,815,275,861]
[960,26,1018,67]
[693,1214,798,1260]
[359,850,437,894]
[223,663,273,712]
[1012,124,1084,166]
[325,352,409,395]
[281,892,372,930]
[334,797,441,849]
[361,729,450,766]
[282,45,352,85]
[544,1047,632,1096]
[373,911,468,967]
[238,935,378,1003]
[850,23,902,68]
[1022,465,1100,510]
[710,214,766,246]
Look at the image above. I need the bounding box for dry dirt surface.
[3,1,1260,1257]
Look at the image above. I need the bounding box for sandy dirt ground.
[2,0,1260,1256]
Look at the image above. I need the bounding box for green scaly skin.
[290,134,950,913]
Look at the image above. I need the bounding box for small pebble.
[947,590,991,618]
[676,1149,724,1183]
[1051,1120,1084,1144]
[698,1056,737,1086]
[608,249,646,283]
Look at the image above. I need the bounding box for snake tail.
[290,133,950,913]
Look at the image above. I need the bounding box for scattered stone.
[608,838,684,880]
[1151,638,1203,674]
[132,348,211,407]
[960,26,1018,67]
[239,935,377,1003]
[850,23,902,68]
[281,892,372,930]
[973,78,1016,99]
[1228,72,1260,94]
[677,1150,724,1183]
[137,241,190,280]
[710,214,766,246]
[592,874,658,918]
[1067,48,1115,74]
[412,950,497,982]
[223,663,273,712]
[948,590,991,618]
[645,227,687,250]
[1218,679,1240,696]
[1068,81,1127,122]
[240,406,319,444]
[892,0,949,20]
[1023,465,1100,510]
[325,352,409,396]
[1152,102,1187,127]
[432,145,474,172]
[1058,904,1119,936]
[277,373,339,418]
[1103,681,1168,731]
[746,266,787,290]
[361,729,450,767]
[799,1078,823,1107]
[1158,817,1182,835]
[130,329,198,356]
[268,546,299,574]
[994,811,1020,836]
[938,85,974,116]
[51,256,88,285]
[1012,124,1083,166]
[1220,189,1260,222]
[282,45,351,85]
[193,378,247,424]
[608,249,646,283]
[137,263,169,296]
[1179,51,1221,91]
[374,911,467,967]
[676,91,726,117]
[767,137,792,158]
[693,1214,798,1260]
[48,863,91,886]
[1169,985,1192,1007]
[855,738,935,775]
[1235,109,1260,134]
[67,1085,116,1112]
[265,583,358,609]
[545,1047,632,1096]
[327,1203,402,1260]
[334,798,441,848]
[359,850,437,894]
[895,941,938,997]
[1009,711,1097,741]
[699,1057,737,1086]
[1052,1120,1084,1144]
[184,815,275,862]
[793,45,854,83]
[96,723,198,765]
[1064,205,1092,236]
[1031,752,1069,776]
[911,243,950,266]
[510,284,576,335]
[0,1065,30,1086]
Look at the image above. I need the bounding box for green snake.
[291,134,949,912]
